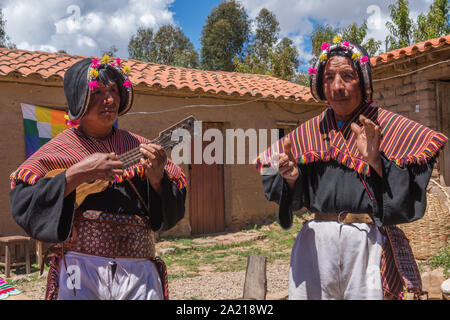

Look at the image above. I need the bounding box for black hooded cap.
[63,58,133,120]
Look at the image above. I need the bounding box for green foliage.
[385,0,414,51]
[427,246,450,277]
[253,8,280,61]
[233,8,299,82]
[200,0,251,71]
[414,0,450,42]
[310,23,338,64]
[270,38,300,81]
[309,21,381,65]
[152,25,199,68]
[101,45,118,57]
[128,24,199,68]
[0,8,15,49]
[128,26,154,61]
[234,37,300,82]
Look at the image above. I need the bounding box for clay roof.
[370,34,450,67]
[0,47,314,103]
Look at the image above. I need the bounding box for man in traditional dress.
[255,39,447,300]
[9,56,187,300]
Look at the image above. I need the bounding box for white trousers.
[56,251,164,300]
[289,220,386,300]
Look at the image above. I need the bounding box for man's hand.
[278,137,299,191]
[350,114,383,177]
[139,143,167,196]
[65,152,124,196]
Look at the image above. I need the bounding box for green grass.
[427,246,450,278]
[161,215,306,278]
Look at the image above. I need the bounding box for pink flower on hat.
[342,41,350,49]
[308,67,317,75]
[321,42,330,51]
[360,56,369,65]
[123,79,133,89]
[88,80,99,91]
[116,57,121,66]
[91,58,100,68]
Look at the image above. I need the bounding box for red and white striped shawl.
[255,103,448,175]
[10,127,187,190]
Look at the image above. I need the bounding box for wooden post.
[5,243,11,278]
[243,255,267,300]
[25,243,31,274]
[36,241,43,270]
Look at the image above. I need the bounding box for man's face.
[322,56,362,121]
[82,82,120,128]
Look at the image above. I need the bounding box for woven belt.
[313,212,374,224]
[64,210,156,259]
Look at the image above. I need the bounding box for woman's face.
[81,82,120,131]
[322,55,362,121]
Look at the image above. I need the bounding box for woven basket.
[399,179,450,260]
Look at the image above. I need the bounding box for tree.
[200,0,251,71]
[151,25,199,68]
[233,9,299,82]
[253,8,280,61]
[128,25,198,68]
[0,8,15,49]
[309,21,382,64]
[385,0,414,51]
[341,21,382,57]
[414,0,450,42]
[270,37,300,81]
[101,45,118,57]
[309,24,338,64]
[128,27,154,61]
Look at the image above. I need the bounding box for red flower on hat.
[321,42,330,51]
[360,56,369,65]
[308,67,317,75]
[91,58,100,68]
[123,79,132,89]
[88,80,99,91]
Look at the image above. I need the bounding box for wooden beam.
[243,255,267,300]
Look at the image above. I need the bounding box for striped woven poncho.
[10,127,187,190]
[255,103,447,175]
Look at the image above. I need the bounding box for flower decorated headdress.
[308,36,373,104]
[87,54,133,92]
[63,56,134,121]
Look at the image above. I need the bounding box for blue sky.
[1,0,434,71]
[171,0,223,51]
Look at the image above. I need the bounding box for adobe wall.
[372,50,450,131]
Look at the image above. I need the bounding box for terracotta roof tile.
[0,47,313,102]
[370,35,450,67]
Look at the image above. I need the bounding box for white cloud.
[241,0,434,68]
[1,0,175,57]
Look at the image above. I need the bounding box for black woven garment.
[63,58,133,120]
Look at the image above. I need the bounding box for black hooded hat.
[63,58,133,120]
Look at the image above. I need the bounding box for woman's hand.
[277,137,299,191]
[351,115,383,177]
[65,152,124,196]
[139,143,167,195]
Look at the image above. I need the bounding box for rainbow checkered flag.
[20,103,118,159]
[20,103,68,158]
